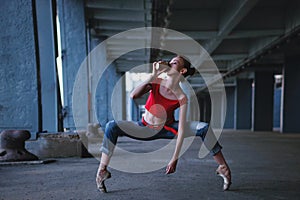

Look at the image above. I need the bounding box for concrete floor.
[1,130,300,200]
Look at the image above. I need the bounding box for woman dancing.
[96,55,231,193]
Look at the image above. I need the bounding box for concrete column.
[273,87,281,129]
[91,35,123,127]
[35,0,61,132]
[224,86,235,129]
[111,73,126,121]
[196,93,211,123]
[57,0,87,130]
[235,79,252,129]
[197,94,205,122]
[203,94,211,123]
[95,63,123,127]
[210,90,226,129]
[281,55,300,133]
[252,71,274,131]
[107,65,123,121]
[0,0,41,136]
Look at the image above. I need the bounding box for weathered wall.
[57,0,87,130]
[0,0,40,134]
[96,64,123,127]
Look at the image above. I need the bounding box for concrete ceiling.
[85,0,300,88]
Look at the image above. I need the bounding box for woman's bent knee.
[105,120,117,132]
[196,122,209,139]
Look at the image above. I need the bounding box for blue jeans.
[100,120,222,157]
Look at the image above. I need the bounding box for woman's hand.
[165,159,178,174]
[152,61,169,77]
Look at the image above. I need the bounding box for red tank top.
[144,78,187,125]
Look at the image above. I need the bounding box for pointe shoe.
[96,169,111,193]
[216,164,232,191]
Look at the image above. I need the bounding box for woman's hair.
[178,55,196,77]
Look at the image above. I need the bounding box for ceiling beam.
[227,29,284,39]
[91,29,152,38]
[168,10,218,30]
[86,0,145,10]
[92,20,146,30]
[158,31,217,40]
[88,10,146,22]
[182,29,284,40]
[131,29,284,43]
[106,39,150,46]
[116,63,151,73]
[285,0,300,32]
[108,52,149,60]
[212,53,248,61]
[204,0,259,54]
[248,36,279,57]
[221,28,300,89]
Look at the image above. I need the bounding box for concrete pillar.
[210,90,226,129]
[90,35,124,126]
[0,0,41,136]
[95,63,123,127]
[224,86,235,129]
[35,0,61,132]
[235,79,252,129]
[89,37,104,126]
[273,87,281,129]
[281,55,300,133]
[57,0,87,130]
[197,94,205,122]
[252,71,274,131]
[96,73,109,127]
[203,94,211,123]
[196,93,211,123]
[111,73,126,121]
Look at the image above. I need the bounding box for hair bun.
[188,67,196,76]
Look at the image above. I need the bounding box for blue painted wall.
[224,86,235,129]
[253,71,274,131]
[0,0,40,134]
[57,0,87,130]
[96,64,122,127]
[235,79,252,129]
[273,87,281,128]
[282,55,300,133]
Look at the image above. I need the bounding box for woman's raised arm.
[130,61,168,99]
[130,75,154,99]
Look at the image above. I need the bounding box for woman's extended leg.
[213,151,232,191]
[96,120,135,193]
[96,152,112,193]
[96,120,162,193]
[192,122,232,191]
